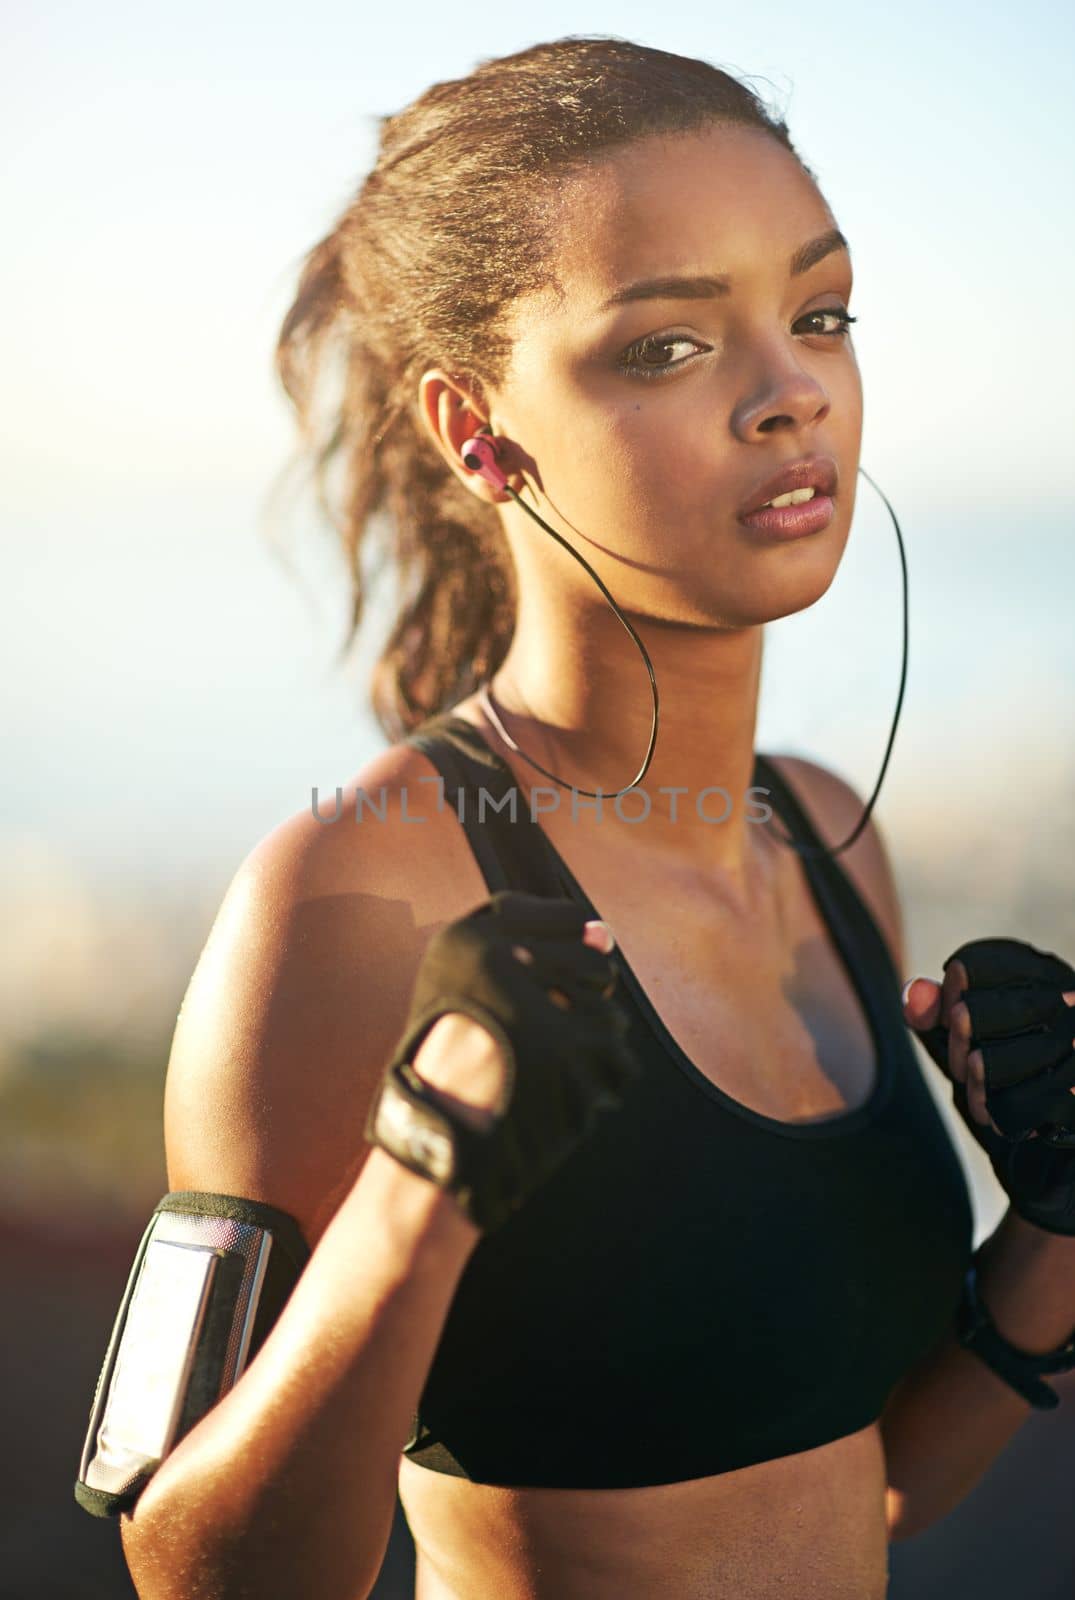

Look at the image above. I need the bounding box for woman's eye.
[614,307,857,383]
[797,307,857,339]
[615,334,705,381]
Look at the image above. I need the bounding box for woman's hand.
[410,917,617,1131]
[364,893,640,1233]
[900,936,1075,1235]
[901,940,1075,1138]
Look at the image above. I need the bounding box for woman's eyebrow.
[595,228,850,312]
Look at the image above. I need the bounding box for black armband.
[74,1191,310,1518]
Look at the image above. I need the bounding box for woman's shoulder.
[287,732,488,899]
[162,735,494,1251]
[763,753,906,977]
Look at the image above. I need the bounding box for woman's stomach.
[399,1418,891,1600]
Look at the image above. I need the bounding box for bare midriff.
[399,1420,891,1599]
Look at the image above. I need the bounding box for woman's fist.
[901,942,1075,1139]
[365,893,640,1233]
[900,937,1075,1236]
[411,917,617,1130]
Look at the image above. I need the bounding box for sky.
[2,0,1073,1235]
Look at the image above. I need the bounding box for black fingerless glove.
[915,937,1075,1235]
[364,891,641,1233]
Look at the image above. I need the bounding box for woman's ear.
[417,370,511,502]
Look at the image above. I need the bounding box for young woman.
[114,35,1075,1600]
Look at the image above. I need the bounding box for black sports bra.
[397,712,974,1489]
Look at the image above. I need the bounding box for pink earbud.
[460,433,509,493]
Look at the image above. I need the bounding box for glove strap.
[364,1058,506,1230]
[954,1245,1075,1410]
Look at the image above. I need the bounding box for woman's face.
[490,122,863,629]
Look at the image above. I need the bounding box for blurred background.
[2,1,1073,1595]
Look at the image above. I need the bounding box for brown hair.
[269,35,816,741]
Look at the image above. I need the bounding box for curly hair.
[269,35,816,742]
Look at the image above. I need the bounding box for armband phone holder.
[74,1191,310,1519]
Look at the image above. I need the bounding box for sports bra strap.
[407,715,564,899]
[754,752,900,990]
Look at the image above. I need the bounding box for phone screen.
[98,1240,220,1464]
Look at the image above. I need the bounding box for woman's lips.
[737,494,836,538]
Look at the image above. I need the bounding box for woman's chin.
[686,555,842,627]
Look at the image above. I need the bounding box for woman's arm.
[119,768,499,1600]
[881,1210,1075,1541]
[121,1145,481,1600]
[791,758,1075,1541]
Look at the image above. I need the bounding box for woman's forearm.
[881,1207,1075,1542]
[120,1148,480,1600]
